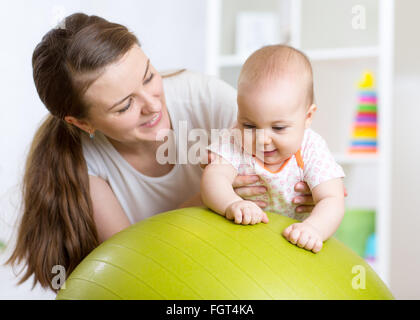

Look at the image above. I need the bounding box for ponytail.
[7,115,99,291]
[7,12,139,292]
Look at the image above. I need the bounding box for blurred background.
[0,0,419,299]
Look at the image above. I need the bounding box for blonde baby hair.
[238,44,314,107]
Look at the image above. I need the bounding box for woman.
[7,13,315,291]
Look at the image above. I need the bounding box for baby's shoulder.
[301,128,329,151]
[207,129,254,170]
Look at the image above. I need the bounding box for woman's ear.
[305,104,317,129]
[64,116,95,136]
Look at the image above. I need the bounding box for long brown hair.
[6,13,139,292]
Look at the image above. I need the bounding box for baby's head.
[237,45,317,165]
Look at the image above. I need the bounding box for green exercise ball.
[56,207,393,300]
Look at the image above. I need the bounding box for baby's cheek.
[242,134,255,155]
[277,131,303,152]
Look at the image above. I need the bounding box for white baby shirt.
[207,128,345,221]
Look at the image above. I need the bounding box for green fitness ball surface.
[57,207,393,300]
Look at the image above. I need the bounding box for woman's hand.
[232,175,268,208]
[292,182,315,214]
[291,182,347,214]
[232,179,316,213]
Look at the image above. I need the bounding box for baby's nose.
[264,135,272,144]
[256,130,272,146]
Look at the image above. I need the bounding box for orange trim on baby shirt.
[254,149,304,173]
[263,157,291,174]
[295,149,305,169]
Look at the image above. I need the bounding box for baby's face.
[237,77,313,165]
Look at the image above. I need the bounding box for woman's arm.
[89,176,131,243]
[178,192,203,208]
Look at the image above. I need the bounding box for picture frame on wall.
[235,12,288,57]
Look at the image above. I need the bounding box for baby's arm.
[283,178,345,253]
[201,154,268,225]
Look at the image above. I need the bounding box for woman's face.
[83,45,171,144]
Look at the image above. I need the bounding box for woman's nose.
[140,94,161,115]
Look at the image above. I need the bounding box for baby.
[201,45,345,253]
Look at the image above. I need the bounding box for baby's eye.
[272,126,286,131]
[242,124,256,129]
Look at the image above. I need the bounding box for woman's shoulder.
[161,69,212,82]
[162,69,237,130]
[81,132,110,179]
[162,70,212,93]
[162,69,235,97]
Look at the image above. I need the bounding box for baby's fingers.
[241,207,252,225]
[288,228,301,245]
[261,212,269,224]
[304,237,317,252]
[282,224,297,239]
[232,208,243,224]
[312,240,323,253]
[250,210,261,225]
[297,232,310,248]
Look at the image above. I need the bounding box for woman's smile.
[140,111,162,128]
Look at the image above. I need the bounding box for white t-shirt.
[207,128,345,221]
[82,70,238,224]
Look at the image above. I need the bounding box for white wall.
[390,0,420,300]
[0,0,207,299]
[2,0,420,301]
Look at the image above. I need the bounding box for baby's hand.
[225,200,269,225]
[282,222,323,253]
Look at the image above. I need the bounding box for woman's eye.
[118,98,133,113]
[144,73,154,85]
